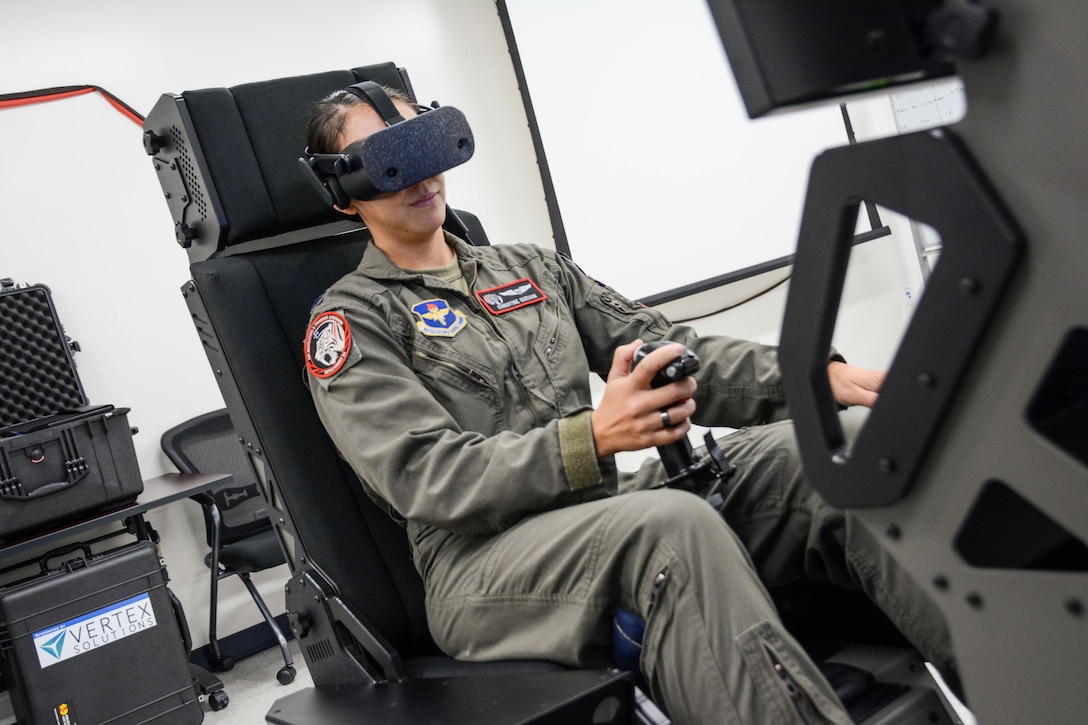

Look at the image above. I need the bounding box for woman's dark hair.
[304,85,413,154]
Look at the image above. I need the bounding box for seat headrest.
[143,63,414,262]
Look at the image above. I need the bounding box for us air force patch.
[476,278,547,315]
[412,299,467,338]
[305,311,352,378]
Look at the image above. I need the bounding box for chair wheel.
[211,654,235,672]
[277,665,297,685]
[208,689,230,711]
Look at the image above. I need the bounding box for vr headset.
[298,81,475,208]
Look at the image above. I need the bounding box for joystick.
[630,342,736,495]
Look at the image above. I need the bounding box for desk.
[0,472,233,567]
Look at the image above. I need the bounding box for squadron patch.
[476,278,547,315]
[305,311,352,378]
[412,299,467,338]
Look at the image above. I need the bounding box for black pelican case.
[0,540,203,724]
[0,283,143,542]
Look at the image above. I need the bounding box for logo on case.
[33,592,158,668]
[39,632,66,660]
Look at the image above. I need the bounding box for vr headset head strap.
[342,81,406,126]
[298,81,409,208]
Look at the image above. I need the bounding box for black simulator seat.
[161,408,296,685]
[142,62,960,724]
[142,63,638,724]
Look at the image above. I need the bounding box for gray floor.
[0,642,313,725]
[204,641,312,724]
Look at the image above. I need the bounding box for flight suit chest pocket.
[475,275,563,369]
[410,342,504,434]
[521,295,564,373]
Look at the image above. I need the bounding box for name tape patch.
[476,278,547,315]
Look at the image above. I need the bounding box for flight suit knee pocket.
[736,622,849,724]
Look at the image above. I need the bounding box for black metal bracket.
[779,129,1023,507]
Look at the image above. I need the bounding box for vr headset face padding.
[339,105,474,200]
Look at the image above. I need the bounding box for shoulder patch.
[305,311,352,378]
[412,299,467,337]
[476,278,547,315]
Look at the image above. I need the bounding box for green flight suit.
[305,234,951,724]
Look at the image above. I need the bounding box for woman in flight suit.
[302,86,952,724]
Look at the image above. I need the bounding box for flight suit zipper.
[647,569,668,615]
[466,260,557,423]
[412,349,490,388]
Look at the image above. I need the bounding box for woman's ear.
[334,200,361,218]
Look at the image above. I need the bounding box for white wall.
[504,0,856,301]
[0,0,925,657]
[0,0,548,650]
[643,90,927,365]
[608,91,928,472]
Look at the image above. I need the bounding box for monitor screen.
[707,0,954,118]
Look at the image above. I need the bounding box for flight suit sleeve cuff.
[559,410,603,491]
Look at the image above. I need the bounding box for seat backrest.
[144,64,489,672]
[161,408,271,546]
[144,62,413,263]
[187,232,439,661]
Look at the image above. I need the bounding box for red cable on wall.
[0,85,144,125]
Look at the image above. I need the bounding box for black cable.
[0,84,144,124]
[671,273,791,324]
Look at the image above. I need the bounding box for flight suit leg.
[708,413,955,670]
[423,489,852,724]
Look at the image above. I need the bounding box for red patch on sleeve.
[305,311,352,378]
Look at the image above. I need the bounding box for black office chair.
[161,409,297,685]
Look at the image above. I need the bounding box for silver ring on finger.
[660,409,672,428]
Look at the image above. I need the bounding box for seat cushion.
[213,527,286,573]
